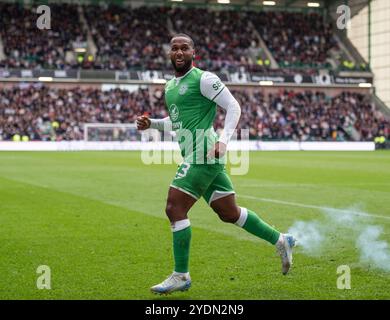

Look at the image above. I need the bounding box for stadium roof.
[0,0,369,17]
[137,0,369,18]
[122,0,368,11]
[126,1,329,8]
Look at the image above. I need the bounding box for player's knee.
[165,201,186,221]
[165,201,176,218]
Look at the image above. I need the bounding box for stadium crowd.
[83,5,170,70]
[249,11,338,69]
[0,3,85,69]
[0,84,388,142]
[169,8,260,72]
[0,4,344,72]
[220,90,388,141]
[0,84,166,141]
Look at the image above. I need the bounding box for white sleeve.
[200,71,226,101]
[150,117,172,131]
[213,87,241,145]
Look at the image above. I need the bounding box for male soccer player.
[136,34,296,295]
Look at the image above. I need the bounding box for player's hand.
[136,115,151,131]
[207,141,227,160]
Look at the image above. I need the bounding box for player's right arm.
[136,115,172,131]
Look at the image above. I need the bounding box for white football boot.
[276,234,297,275]
[150,272,192,295]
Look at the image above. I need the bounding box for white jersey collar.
[174,67,195,85]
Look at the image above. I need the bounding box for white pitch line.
[238,194,390,221]
[239,183,319,188]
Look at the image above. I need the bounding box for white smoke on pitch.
[357,226,390,271]
[288,221,324,256]
[288,205,390,272]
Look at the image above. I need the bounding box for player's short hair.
[170,33,195,48]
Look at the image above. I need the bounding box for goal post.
[83,123,161,142]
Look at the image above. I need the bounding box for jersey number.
[175,163,191,179]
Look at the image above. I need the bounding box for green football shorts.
[170,162,235,205]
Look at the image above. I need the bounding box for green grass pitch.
[0,151,389,299]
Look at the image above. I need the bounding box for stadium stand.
[0,3,85,69]
[249,11,339,69]
[169,8,261,72]
[83,5,171,70]
[0,4,361,72]
[0,84,166,141]
[223,90,389,141]
[0,84,387,142]
[0,2,387,148]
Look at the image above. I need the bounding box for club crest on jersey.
[169,104,179,121]
[178,84,188,95]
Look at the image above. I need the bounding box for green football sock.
[173,226,192,273]
[242,209,280,245]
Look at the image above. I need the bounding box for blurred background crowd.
[0,85,387,142]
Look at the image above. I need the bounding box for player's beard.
[171,58,192,74]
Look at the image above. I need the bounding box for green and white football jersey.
[164,67,226,164]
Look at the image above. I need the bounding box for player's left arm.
[200,72,241,158]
